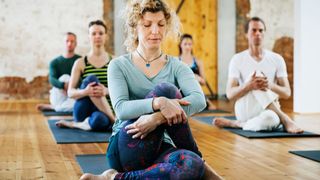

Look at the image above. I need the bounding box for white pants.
[234,89,281,131]
[49,74,75,112]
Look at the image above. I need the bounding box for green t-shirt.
[49,54,81,89]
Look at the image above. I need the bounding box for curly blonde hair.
[121,0,181,52]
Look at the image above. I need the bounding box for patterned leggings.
[108,82,205,179]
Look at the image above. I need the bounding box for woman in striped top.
[55,20,115,131]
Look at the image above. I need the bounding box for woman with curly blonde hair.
[81,0,222,179]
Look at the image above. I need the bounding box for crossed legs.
[213,91,303,134]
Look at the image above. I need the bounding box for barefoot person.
[55,20,115,131]
[80,0,222,179]
[213,17,303,134]
[37,32,81,112]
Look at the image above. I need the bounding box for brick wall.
[273,37,294,110]
[0,76,50,100]
[0,0,113,100]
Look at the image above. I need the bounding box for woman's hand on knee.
[125,115,157,139]
[159,98,189,126]
[84,82,98,97]
[85,83,106,98]
[92,83,106,97]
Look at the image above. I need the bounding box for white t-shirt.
[228,49,288,86]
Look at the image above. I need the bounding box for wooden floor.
[0,100,319,180]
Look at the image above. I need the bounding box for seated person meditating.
[213,17,303,134]
[55,20,115,131]
[80,0,222,179]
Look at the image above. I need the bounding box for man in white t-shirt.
[213,17,303,133]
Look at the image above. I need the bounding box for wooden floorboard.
[0,101,319,179]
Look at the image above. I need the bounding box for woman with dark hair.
[179,33,216,110]
[55,20,115,131]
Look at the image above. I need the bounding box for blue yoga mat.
[192,115,236,125]
[192,116,320,138]
[47,120,111,144]
[76,154,110,174]
[196,109,230,114]
[289,150,320,163]
[41,109,73,116]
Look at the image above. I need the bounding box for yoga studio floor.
[0,100,319,179]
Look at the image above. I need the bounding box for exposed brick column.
[236,0,250,52]
[103,0,114,54]
[273,37,294,109]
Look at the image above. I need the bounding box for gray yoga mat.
[76,154,111,174]
[289,150,320,163]
[47,120,111,144]
[192,116,320,138]
[41,109,73,116]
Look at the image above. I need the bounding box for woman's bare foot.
[36,104,54,111]
[203,161,223,180]
[213,118,241,128]
[80,173,104,180]
[55,120,74,128]
[207,100,217,110]
[80,169,118,180]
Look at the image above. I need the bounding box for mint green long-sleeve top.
[108,54,206,138]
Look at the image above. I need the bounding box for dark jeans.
[73,75,112,131]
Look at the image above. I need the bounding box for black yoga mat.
[47,120,110,144]
[192,116,320,138]
[289,150,320,163]
[224,127,320,138]
[76,154,110,174]
[41,109,73,116]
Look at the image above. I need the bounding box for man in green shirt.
[37,32,81,112]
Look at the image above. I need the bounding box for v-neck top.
[108,53,206,137]
[228,49,288,85]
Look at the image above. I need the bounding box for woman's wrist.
[82,89,89,96]
[152,97,166,111]
[104,87,108,96]
[152,112,166,126]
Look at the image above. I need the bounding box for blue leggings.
[107,82,204,179]
[73,75,112,131]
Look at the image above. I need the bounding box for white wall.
[217,0,293,96]
[217,0,236,96]
[294,0,320,113]
[0,0,103,82]
[249,0,294,50]
[114,0,126,56]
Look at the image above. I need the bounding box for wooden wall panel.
[163,0,218,95]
